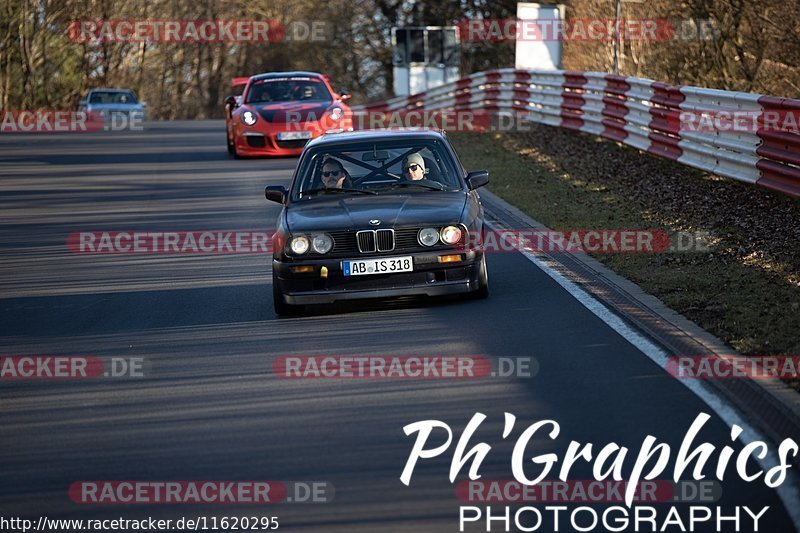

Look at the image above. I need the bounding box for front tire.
[226,128,234,154]
[468,254,489,300]
[229,129,242,159]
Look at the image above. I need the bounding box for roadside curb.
[480,188,800,457]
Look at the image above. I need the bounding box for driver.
[320,158,353,189]
[402,153,426,181]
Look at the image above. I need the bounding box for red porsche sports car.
[226,71,352,157]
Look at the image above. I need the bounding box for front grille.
[356,231,376,253]
[376,229,395,251]
[356,229,395,253]
[395,228,423,248]
[329,231,358,254]
[246,135,266,148]
[275,139,309,150]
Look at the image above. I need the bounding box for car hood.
[286,193,467,232]
[254,100,332,123]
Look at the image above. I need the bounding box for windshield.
[291,139,463,201]
[89,91,137,104]
[245,78,332,104]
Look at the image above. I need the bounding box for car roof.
[250,71,325,81]
[89,88,134,92]
[306,129,447,149]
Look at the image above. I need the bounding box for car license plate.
[342,256,413,276]
[277,131,312,141]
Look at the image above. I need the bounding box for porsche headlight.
[440,225,462,245]
[328,107,343,121]
[242,110,258,126]
[418,227,439,247]
[311,233,333,254]
[289,235,309,255]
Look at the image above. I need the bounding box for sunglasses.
[322,170,342,178]
[405,164,421,172]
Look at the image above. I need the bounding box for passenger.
[402,153,426,181]
[321,158,353,189]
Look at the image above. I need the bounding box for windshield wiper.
[302,187,377,196]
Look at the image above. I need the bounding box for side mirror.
[140,101,147,108]
[265,185,288,204]
[465,170,489,190]
[338,92,352,101]
[225,96,238,118]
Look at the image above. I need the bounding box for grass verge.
[448,128,800,386]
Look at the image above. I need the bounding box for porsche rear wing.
[230,77,250,102]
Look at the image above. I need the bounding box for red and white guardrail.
[354,69,800,197]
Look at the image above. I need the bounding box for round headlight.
[418,227,439,247]
[242,110,257,126]
[311,233,333,254]
[328,107,343,121]
[289,235,309,255]
[440,225,462,245]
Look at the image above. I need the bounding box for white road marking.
[486,220,800,530]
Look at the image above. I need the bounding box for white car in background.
[77,89,147,123]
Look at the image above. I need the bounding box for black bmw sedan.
[265,129,490,315]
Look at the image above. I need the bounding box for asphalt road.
[0,121,796,532]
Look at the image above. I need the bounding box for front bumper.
[234,118,352,156]
[235,131,311,156]
[273,251,482,305]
